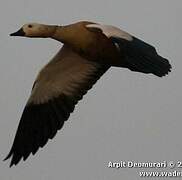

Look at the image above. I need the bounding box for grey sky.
[0,0,181,179]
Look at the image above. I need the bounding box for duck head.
[10,23,57,38]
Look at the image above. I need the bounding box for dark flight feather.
[4,67,108,167]
[110,36,171,77]
[4,62,109,167]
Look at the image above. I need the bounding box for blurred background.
[0,0,181,179]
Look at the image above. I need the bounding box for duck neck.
[51,26,68,43]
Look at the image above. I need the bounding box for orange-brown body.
[53,21,121,66]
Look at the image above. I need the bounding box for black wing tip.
[154,58,172,77]
[3,149,26,167]
[9,162,14,168]
[4,144,44,167]
[3,153,11,162]
[9,158,18,168]
[3,149,14,167]
[3,95,74,167]
[3,154,15,168]
[111,36,172,78]
[9,157,22,168]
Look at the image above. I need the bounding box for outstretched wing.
[86,24,171,77]
[5,45,109,167]
[110,36,171,77]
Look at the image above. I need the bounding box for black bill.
[10,28,25,36]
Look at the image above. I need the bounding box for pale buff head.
[10,23,57,38]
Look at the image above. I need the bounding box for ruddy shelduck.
[4,21,171,167]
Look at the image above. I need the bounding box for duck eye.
[28,24,33,28]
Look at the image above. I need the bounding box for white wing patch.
[86,24,133,41]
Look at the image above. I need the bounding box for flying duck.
[5,21,171,167]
